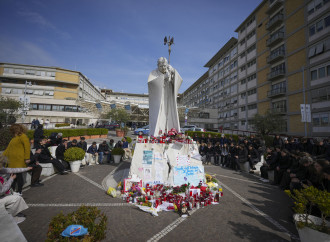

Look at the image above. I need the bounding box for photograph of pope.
[148,57,183,137]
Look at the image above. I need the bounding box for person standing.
[33,124,44,149]
[3,124,31,196]
[27,150,43,187]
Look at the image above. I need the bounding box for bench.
[0,204,27,242]
[239,162,251,172]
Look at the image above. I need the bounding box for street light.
[164,36,174,64]
[21,80,32,123]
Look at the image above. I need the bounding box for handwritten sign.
[143,150,153,165]
[173,166,204,186]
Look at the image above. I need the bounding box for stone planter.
[113,155,122,164]
[294,214,330,242]
[70,160,82,173]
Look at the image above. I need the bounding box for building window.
[313,112,330,126]
[240,39,245,46]
[240,66,246,71]
[241,79,246,84]
[248,104,257,110]
[247,73,257,82]
[241,106,246,111]
[311,86,330,103]
[246,44,256,54]
[247,88,257,96]
[247,59,256,68]
[246,30,256,40]
[309,14,330,36]
[241,92,246,98]
[311,70,318,80]
[4,68,14,74]
[14,69,25,75]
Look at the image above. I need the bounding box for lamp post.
[21,80,32,123]
[164,36,174,64]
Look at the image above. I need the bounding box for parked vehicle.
[134,125,149,135]
[96,122,119,130]
[180,125,197,132]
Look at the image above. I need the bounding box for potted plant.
[47,205,107,241]
[285,186,330,242]
[64,147,86,172]
[111,147,125,164]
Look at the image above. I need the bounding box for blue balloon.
[61,225,88,237]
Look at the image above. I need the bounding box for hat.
[58,133,63,136]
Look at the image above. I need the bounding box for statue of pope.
[148,57,182,137]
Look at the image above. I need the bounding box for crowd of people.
[196,133,330,192]
[0,123,131,224]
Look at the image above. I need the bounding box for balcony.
[266,32,284,47]
[267,50,285,64]
[266,14,284,30]
[266,0,284,15]
[267,69,285,81]
[271,107,286,114]
[267,87,286,98]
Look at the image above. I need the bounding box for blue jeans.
[98,152,111,164]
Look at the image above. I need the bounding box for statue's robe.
[148,68,182,137]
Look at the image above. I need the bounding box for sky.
[0,0,261,94]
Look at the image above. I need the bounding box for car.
[193,127,205,132]
[180,125,197,133]
[134,125,149,135]
[96,123,119,130]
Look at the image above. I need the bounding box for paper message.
[173,166,204,186]
[155,161,164,183]
[154,152,163,160]
[143,150,153,165]
[144,167,152,180]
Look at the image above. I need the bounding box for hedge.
[26,128,108,140]
[185,131,238,142]
[55,123,70,127]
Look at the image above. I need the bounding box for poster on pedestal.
[173,166,204,186]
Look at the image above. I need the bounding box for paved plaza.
[18,155,300,242]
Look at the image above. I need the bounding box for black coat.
[56,144,66,161]
[238,147,248,163]
[38,144,53,162]
[33,128,44,140]
[78,141,87,151]
[278,154,292,170]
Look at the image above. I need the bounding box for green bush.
[55,123,70,127]
[64,147,86,162]
[27,128,108,140]
[46,205,107,242]
[185,131,238,142]
[0,127,13,151]
[111,147,125,156]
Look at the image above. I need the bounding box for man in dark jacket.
[38,137,68,175]
[55,139,70,170]
[98,141,110,164]
[26,149,43,187]
[87,142,98,164]
[273,135,284,149]
[77,137,87,151]
[247,145,259,171]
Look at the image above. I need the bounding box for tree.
[0,96,22,127]
[104,108,130,129]
[250,110,285,137]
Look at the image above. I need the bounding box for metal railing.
[266,32,284,46]
[267,87,286,97]
[267,69,286,80]
[267,50,285,63]
[266,14,284,30]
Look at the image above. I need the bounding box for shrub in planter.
[64,147,86,162]
[46,205,107,242]
[111,147,125,156]
[285,186,330,234]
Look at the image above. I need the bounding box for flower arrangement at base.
[114,174,223,217]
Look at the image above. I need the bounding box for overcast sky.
[0,0,261,94]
